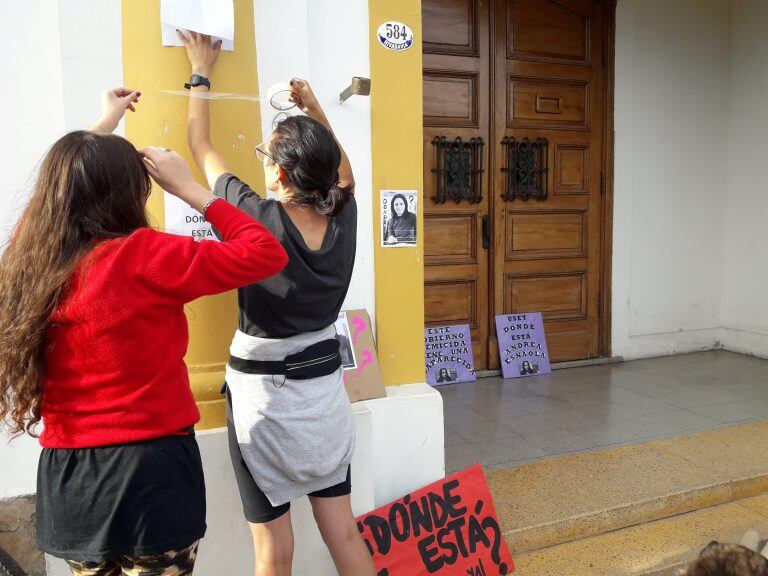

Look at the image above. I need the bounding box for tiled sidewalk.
[439,350,768,473]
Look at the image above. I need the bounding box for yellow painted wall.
[369,1,425,385]
[122,0,264,428]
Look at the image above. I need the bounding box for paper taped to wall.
[164,192,219,242]
[160,0,234,51]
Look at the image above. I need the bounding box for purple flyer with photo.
[495,312,551,379]
[424,324,477,386]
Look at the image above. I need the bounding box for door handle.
[482,215,490,250]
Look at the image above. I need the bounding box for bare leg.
[249,513,294,576]
[309,495,376,576]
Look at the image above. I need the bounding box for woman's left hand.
[289,79,323,118]
[91,87,141,134]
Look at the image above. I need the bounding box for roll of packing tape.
[266,82,296,111]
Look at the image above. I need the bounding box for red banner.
[356,465,514,575]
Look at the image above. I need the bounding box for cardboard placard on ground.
[495,312,551,379]
[425,324,477,386]
[356,464,515,575]
[338,309,386,403]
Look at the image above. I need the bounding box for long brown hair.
[0,130,151,436]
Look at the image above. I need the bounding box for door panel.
[423,0,480,56]
[505,211,587,259]
[508,0,591,64]
[424,213,479,265]
[508,77,589,128]
[493,0,605,363]
[423,0,491,370]
[423,72,479,126]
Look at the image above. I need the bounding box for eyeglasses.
[254,143,275,163]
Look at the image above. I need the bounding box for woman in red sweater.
[0,88,288,574]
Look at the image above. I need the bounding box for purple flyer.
[424,324,477,386]
[495,313,551,379]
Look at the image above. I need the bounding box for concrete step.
[486,420,768,555]
[513,494,768,576]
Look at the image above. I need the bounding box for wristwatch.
[184,74,211,90]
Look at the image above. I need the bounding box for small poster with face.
[334,311,357,371]
[381,189,417,247]
[425,324,477,386]
[495,312,551,379]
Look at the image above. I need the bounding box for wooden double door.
[423,0,613,370]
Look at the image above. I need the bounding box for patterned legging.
[66,541,198,576]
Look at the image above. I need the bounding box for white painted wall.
[0,0,66,499]
[612,0,732,359]
[58,0,124,134]
[720,0,768,357]
[0,1,65,247]
[253,0,376,324]
[0,0,123,499]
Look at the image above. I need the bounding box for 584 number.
[385,23,410,40]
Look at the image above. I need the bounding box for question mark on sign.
[351,315,366,345]
[479,505,508,575]
[355,350,373,380]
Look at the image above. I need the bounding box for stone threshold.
[487,420,768,555]
[513,494,768,575]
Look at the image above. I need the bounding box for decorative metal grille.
[431,136,484,204]
[500,136,549,201]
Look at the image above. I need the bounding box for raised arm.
[90,87,141,133]
[178,31,230,190]
[136,147,287,302]
[289,79,355,191]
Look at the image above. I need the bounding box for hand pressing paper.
[161,0,234,51]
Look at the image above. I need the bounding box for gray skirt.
[226,325,355,507]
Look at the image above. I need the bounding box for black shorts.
[225,389,352,524]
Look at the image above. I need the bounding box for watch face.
[190,74,209,86]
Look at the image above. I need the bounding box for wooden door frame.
[599,0,616,358]
[486,0,617,362]
[421,0,617,363]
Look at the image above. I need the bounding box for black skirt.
[36,429,206,562]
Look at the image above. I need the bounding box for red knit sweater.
[40,200,288,449]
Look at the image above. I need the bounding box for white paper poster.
[164,193,218,242]
[160,0,235,51]
[381,190,418,248]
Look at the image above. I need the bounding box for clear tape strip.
[161,89,265,101]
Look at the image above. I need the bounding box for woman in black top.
[178,32,376,576]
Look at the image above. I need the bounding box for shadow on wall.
[0,496,43,576]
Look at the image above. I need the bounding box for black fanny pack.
[228,338,342,381]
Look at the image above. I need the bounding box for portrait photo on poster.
[334,311,357,370]
[381,189,417,248]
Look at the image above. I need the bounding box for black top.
[214,173,357,338]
